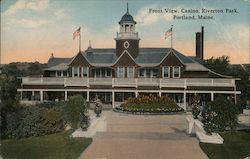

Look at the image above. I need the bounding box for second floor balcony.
[21,77,236,88]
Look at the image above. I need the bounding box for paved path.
[79,111,208,159]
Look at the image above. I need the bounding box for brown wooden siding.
[113,51,137,67]
[183,71,209,78]
[116,39,139,58]
[187,86,235,91]
[69,53,90,67]
[159,52,184,67]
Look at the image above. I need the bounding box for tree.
[202,96,239,134]
[0,74,19,137]
[62,95,88,130]
[204,56,230,75]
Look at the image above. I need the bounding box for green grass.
[0,131,92,159]
[200,130,250,159]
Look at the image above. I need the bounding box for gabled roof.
[135,48,171,64]
[47,57,71,68]
[83,48,117,65]
[44,47,212,73]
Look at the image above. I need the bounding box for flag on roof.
[73,27,81,40]
[165,28,172,39]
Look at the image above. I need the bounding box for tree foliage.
[5,106,64,139]
[202,96,239,134]
[62,95,88,130]
[204,56,230,75]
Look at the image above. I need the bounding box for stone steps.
[95,131,191,140]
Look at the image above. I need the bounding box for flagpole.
[171,25,173,49]
[79,27,81,52]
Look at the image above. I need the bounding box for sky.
[1,0,249,64]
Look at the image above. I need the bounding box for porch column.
[211,92,214,101]
[135,91,138,98]
[159,91,162,97]
[20,90,23,101]
[87,90,90,102]
[40,90,43,102]
[112,91,115,108]
[183,91,187,110]
[72,67,74,77]
[64,90,68,101]
[234,86,237,104]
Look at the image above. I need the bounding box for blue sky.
[1,0,249,64]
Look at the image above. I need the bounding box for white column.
[87,90,90,102]
[135,91,138,98]
[61,71,63,77]
[159,91,162,97]
[211,92,214,101]
[234,86,237,104]
[32,91,35,97]
[77,67,80,77]
[20,90,23,101]
[81,67,83,78]
[112,91,115,108]
[183,92,187,110]
[72,67,74,77]
[40,90,43,102]
[64,90,67,101]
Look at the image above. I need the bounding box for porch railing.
[21,77,236,88]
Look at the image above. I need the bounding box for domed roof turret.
[119,3,136,24]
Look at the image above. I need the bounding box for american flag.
[73,27,81,40]
[165,28,172,39]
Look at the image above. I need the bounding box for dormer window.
[162,66,170,78]
[173,66,181,78]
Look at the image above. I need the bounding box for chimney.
[195,26,204,60]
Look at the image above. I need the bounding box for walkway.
[79,111,208,159]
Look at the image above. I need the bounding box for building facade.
[18,6,240,110]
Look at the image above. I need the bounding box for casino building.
[18,5,240,110]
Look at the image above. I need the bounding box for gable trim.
[68,52,90,66]
[113,50,138,66]
[159,49,185,66]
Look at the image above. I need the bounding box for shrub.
[4,106,64,139]
[62,95,89,130]
[42,108,64,134]
[192,94,201,119]
[202,96,239,134]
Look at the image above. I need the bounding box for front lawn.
[0,131,92,159]
[200,130,250,159]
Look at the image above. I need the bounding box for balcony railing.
[116,32,139,39]
[21,77,236,88]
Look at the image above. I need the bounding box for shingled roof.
[45,48,210,72]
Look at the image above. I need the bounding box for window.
[73,67,79,77]
[127,67,134,78]
[139,69,145,77]
[152,69,159,78]
[173,66,181,78]
[117,67,125,78]
[106,68,111,77]
[162,66,170,78]
[63,71,67,77]
[57,71,62,77]
[82,67,88,77]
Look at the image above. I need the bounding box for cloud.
[2,0,50,16]
[5,18,49,29]
[135,5,161,26]
[54,9,68,19]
